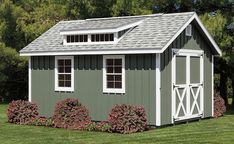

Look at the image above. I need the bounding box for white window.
[91,33,114,42]
[67,35,88,43]
[103,55,125,93]
[186,24,192,36]
[55,56,74,91]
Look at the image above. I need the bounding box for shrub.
[214,95,226,118]
[108,104,148,134]
[30,116,53,127]
[7,100,38,124]
[52,98,91,129]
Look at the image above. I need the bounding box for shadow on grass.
[224,105,234,115]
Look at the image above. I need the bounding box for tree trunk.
[232,79,234,106]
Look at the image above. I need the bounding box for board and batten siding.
[31,54,156,125]
[160,20,213,125]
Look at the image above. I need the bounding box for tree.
[200,11,234,105]
[112,0,152,16]
[0,0,27,50]
[0,42,27,101]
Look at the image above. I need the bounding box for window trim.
[103,55,125,94]
[55,56,74,92]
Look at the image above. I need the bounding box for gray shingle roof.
[20,12,195,54]
[62,17,144,31]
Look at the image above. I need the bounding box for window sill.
[55,87,74,92]
[103,88,125,94]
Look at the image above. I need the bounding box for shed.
[20,12,221,126]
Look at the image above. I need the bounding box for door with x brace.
[172,49,204,121]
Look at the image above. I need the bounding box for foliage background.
[0,0,233,104]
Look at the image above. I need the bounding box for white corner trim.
[103,55,125,94]
[28,56,32,102]
[211,55,214,117]
[59,20,144,35]
[54,56,74,92]
[161,13,222,56]
[156,53,161,126]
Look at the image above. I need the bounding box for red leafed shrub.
[214,95,226,118]
[108,104,148,134]
[52,98,91,129]
[7,100,39,124]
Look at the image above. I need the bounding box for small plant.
[7,100,38,125]
[108,104,148,134]
[52,98,91,130]
[95,121,111,132]
[83,121,111,132]
[30,116,53,127]
[214,95,226,118]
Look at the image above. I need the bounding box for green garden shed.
[20,12,221,126]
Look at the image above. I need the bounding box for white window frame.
[55,56,74,92]
[186,24,192,36]
[103,55,125,93]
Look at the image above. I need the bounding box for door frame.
[171,48,204,123]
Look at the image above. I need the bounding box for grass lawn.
[1,104,234,144]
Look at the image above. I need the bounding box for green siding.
[31,54,156,125]
[160,21,213,125]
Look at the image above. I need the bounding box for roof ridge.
[85,13,163,21]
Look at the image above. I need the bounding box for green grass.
[1,104,234,144]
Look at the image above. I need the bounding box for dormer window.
[67,35,88,43]
[91,33,114,42]
[61,19,143,45]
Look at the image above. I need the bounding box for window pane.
[114,67,122,73]
[59,81,64,87]
[65,81,71,87]
[105,34,109,41]
[65,74,71,80]
[114,59,122,66]
[67,36,71,43]
[65,67,71,73]
[58,74,65,81]
[115,75,122,81]
[107,82,114,88]
[65,60,71,66]
[80,35,83,42]
[107,67,113,73]
[84,35,88,42]
[58,67,64,73]
[65,59,71,66]
[71,35,74,42]
[100,34,104,41]
[115,82,122,88]
[75,35,79,42]
[110,34,114,41]
[96,34,99,41]
[91,35,95,41]
[106,59,113,66]
[107,75,114,81]
[58,60,64,66]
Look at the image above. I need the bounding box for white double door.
[172,49,204,121]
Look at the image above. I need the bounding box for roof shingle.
[20,12,195,54]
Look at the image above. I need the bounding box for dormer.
[60,19,143,45]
